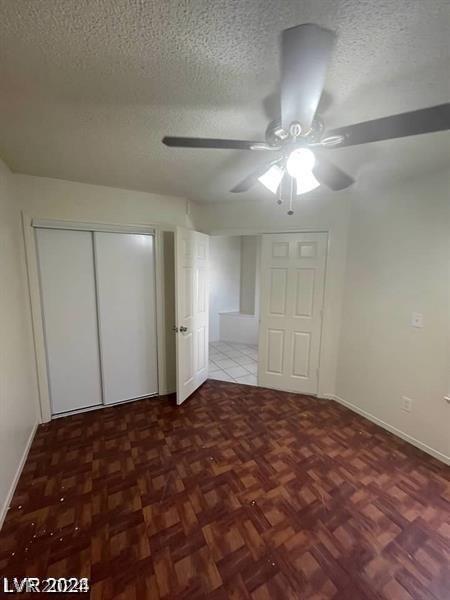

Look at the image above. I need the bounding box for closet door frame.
[23,215,168,422]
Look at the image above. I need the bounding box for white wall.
[15,174,192,229]
[193,189,352,397]
[240,236,258,315]
[0,161,39,525]
[208,236,241,342]
[336,172,450,462]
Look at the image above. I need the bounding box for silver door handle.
[179,326,188,333]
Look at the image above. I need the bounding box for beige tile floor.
[208,341,258,386]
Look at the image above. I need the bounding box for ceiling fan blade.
[313,156,354,191]
[324,104,450,147]
[281,23,336,132]
[230,159,281,193]
[162,136,263,150]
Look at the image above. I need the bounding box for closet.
[35,225,158,416]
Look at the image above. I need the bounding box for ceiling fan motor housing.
[266,117,325,148]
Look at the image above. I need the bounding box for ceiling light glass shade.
[286,148,316,178]
[295,170,320,195]
[258,164,284,194]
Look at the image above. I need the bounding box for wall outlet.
[401,396,412,412]
[411,312,423,328]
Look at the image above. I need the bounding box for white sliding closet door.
[36,229,103,414]
[94,232,158,404]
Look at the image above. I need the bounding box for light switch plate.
[411,312,423,328]
[401,396,412,412]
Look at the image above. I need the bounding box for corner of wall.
[0,160,40,529]
[334,172,450,463]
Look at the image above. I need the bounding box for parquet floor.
[0,380,449,599]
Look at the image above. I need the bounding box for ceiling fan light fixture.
[295,170,320,195]
[286,147,316,178]
[257,164,284,194]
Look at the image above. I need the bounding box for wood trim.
[22,213,52,422]
[31,218,155,235]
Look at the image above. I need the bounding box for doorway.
[174,228,328,401]
[208,235,260,385]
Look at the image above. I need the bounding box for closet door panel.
[94,232,158,404]
[36,229,102,414]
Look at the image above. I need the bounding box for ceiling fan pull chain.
[288,176,294,215]
[277,176,283,205]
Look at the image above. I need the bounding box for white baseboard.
[0,422,38,530]
[323,394,450,465]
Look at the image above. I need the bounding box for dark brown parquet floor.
[0,380,449,599]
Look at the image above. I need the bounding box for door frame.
[208,227,331,398]
[22,214,169,422]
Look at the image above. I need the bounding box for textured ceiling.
[0,0,449,203]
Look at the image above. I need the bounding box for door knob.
[179,326,188,333]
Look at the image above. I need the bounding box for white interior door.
[36,228,103,414]
[259,232,327,395]
[94,232,158,404]
[175,227,209,404]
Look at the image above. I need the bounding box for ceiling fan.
[162,23,450,214]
